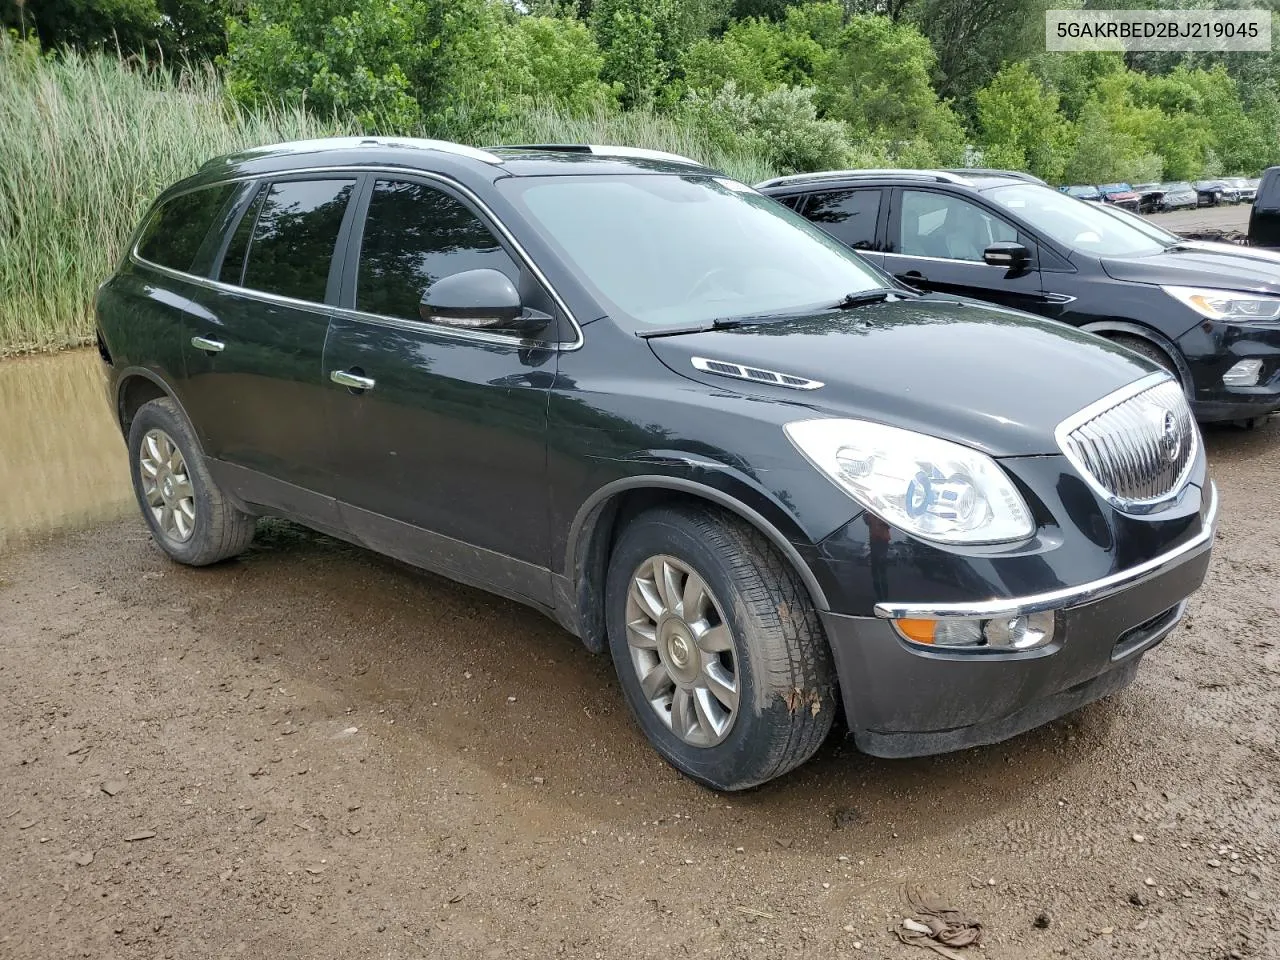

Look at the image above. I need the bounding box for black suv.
[98,139,1216,790]
[1250,166,1280,249]
[759,169,1280,424]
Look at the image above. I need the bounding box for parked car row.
[1060,178,1261,210]
[98,142,1244,790]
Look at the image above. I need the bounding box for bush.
[679,82,850,174]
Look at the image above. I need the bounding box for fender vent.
[690,356,823,390]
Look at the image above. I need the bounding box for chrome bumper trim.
[874,481,1218,620]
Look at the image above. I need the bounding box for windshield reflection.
[501,175,886,330]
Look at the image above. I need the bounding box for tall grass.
[0,37,779,355]
[0,37,349,354]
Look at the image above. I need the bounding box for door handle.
[895,271,927,283]
[330,369,376,392]
[190,336,225,354]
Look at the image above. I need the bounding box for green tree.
[2,0,231,61]
[223,0,505,130]
[498,15,616,113]
[823,14,965,163]
[975,62,1072,182]
[681,14,827,95]
[593,2,664,107]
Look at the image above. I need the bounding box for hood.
[646,298,1156,457]
[1101,247,1280,294]
[1180,240,1280,265]
[1102,191,1139,201]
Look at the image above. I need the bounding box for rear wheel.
[127,397,256,566]
[605,504,836,791]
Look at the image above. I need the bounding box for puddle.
[0,349,134,550]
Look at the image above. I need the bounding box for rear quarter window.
[135,184,236,273]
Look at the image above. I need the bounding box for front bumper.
[1180,319,1280,422]
[821,483,1217,758]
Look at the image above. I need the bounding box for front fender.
[564,458,837,611]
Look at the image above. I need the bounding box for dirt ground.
[2,359,1279,960]
[1145,203,1250,236]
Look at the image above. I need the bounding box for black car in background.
[96,139,1217,790]
[759,169,1280,424]
[1194,180,1231,206]
[1249,167,1280,249]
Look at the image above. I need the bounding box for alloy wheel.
[625,554,740,747]
[138,428,196,543]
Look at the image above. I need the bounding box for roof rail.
[491,143,703,166]
[753,169,969,190]
[941,168,1048,185]
[202,136,503,170]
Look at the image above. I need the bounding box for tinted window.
[899,190,1017,261]
[356,179,517,322]
[803,189,881,250]
[217,185,264,286]
[136,184,236,272]
[242,179,355,303]
[1261,172,1280,209]
[774,194,802,210]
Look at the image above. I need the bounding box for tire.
[604,504,836,791]
[127,397,256,566]
[1110,334,1180,380]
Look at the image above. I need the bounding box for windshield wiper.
[830,287,919,309]
[636,317,750,339]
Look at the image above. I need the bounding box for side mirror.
[983,241,1033,271]
[420,268,549,334]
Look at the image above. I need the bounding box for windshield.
[1099,183,1133,194]
[1168,181,1193,192]
[1066,186,1099,198]
[985,184,1167,257]
[1092,204,1178,244]
[499,174,887,329]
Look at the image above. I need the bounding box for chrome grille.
[1057,375,1198,510]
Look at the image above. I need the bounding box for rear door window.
[136,184,236,273]
[802,189,883,250]
[242,179,356,303]
[355,178,518,323]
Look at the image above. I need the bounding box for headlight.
[1164,285,1280,322]
[784,418,1034,544]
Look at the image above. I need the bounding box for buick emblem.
[1160,410,1181,463]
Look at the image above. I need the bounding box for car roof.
[176,138,718,196]
[753,168,1045,194]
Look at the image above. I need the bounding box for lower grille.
[1057,375,1198,511]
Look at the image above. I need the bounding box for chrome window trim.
[1053,372,1198,515]
[130,164,584,351]
[882,251,1013,267]
[874,481,1217,620]
[327,304,552,349]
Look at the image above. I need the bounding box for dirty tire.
[1110,335,1179,380]
[605,504,835,791]
[127,397,256,566]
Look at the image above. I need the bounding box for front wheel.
[605,505,836,791]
